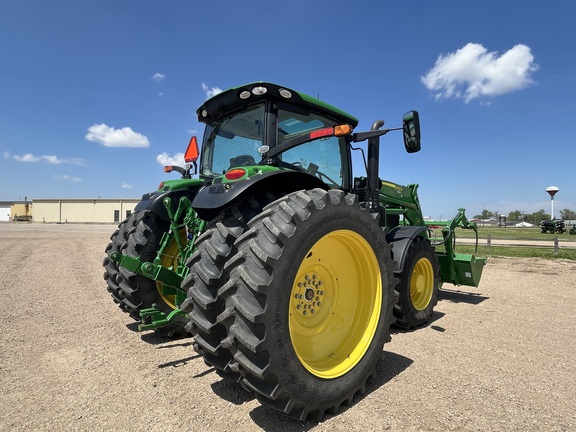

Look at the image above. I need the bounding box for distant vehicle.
[13,215,32,222]
[540,219,565,234]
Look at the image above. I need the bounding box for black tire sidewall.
[123,212,171,310]
[253,192,393,404]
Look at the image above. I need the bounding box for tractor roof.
[196,82,359,128]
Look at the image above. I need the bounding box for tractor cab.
[192,82,421,221]
[195,82,359,190]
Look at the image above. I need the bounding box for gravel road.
[1,223,574,431]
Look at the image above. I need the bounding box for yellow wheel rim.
[289,229,382,379]
[155,228,186,309]
[410,257,434,311]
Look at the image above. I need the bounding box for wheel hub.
[413,274,425,293]
[293,273,325,317]
[410,257,434,311]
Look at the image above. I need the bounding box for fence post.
[554,236,559,256]
[487,234,491,252]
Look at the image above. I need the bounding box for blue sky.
[1,0,575,220]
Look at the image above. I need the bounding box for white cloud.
[421,43,538,103]
[156,152,185,166]
[54,174,82,182]
[121,182,133,189]
[14,153,84,165]
[202,83,222,99]
[85,123,150,148]
[15,153,55,163]
[152,72,165,82]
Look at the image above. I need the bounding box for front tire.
[218,189,395,420]
[393,236,440,329]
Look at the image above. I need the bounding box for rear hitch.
[138,304,188,332]
[108,251,184,289]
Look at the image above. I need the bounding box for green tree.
[508,210,524,221]
[473,209,494,219]
[528,209,550,225]
[559,209,576,220]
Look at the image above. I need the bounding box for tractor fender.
[192,170,328,221]
[135,185,203,222]
[385,225,429,274]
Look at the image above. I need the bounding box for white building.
[30,198,139,224]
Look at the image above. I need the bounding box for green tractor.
[540,219,566,234]
[103,82,485,420]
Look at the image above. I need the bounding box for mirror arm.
[352,127,401,143]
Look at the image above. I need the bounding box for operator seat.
[229,155,256,168]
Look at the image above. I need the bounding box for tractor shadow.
[210,377,257,405]
[438,288,490,305]
[126,321,194,344]
[245,351,413,431]
[390,310,446,335]
[390,289,489,336]
[124,322,202,368]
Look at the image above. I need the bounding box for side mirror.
[402,110,421,153]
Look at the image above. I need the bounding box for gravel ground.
[1,222,574,432]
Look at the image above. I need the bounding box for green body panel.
[159,178,204,191]
[379,180,425,226]
[218,165,282,183]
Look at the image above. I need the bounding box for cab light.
[225,168,246,180]
[252,86,268,96]
[310,127,334,139]
[164,166,173,173]
[279,88,292,99]
[239,90,251,99]
[334,124,352,136]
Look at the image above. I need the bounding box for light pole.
[546,186,559,219]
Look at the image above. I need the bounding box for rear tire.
[103,212,141,310]
[393,236,439,329]
[180,194,280,379]
[115,211,189,337]
[218,189,395,420]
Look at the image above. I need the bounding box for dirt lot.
[1,222,574,432]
